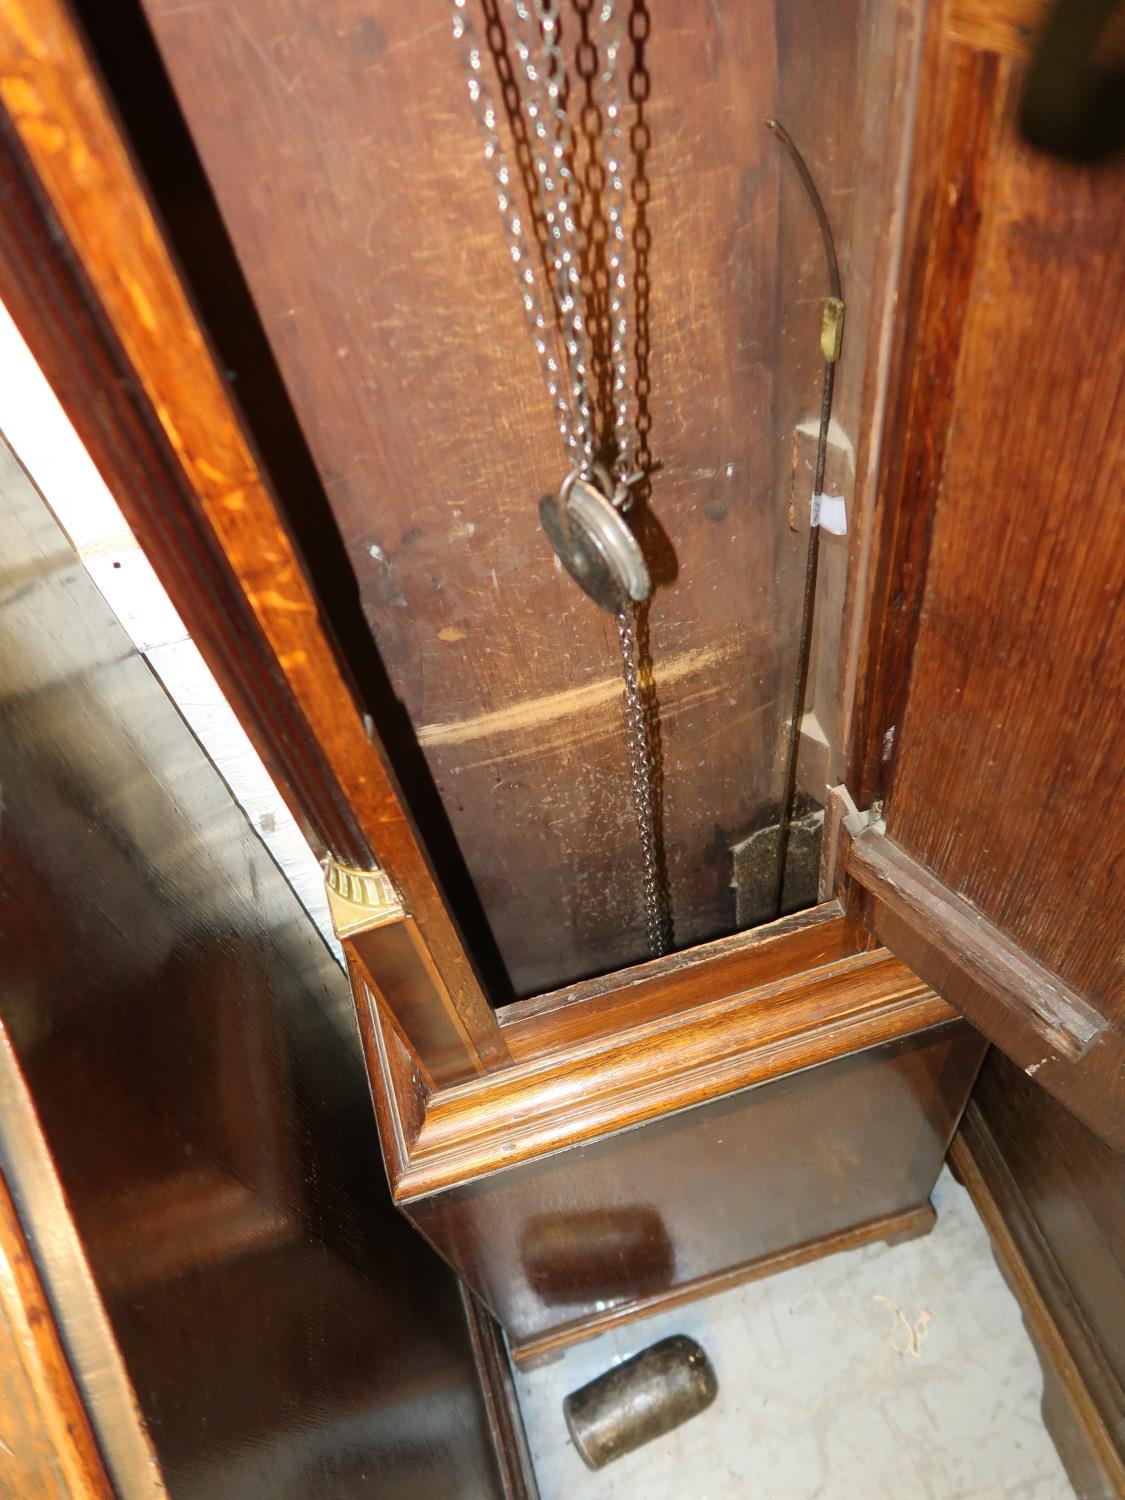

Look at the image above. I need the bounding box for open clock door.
[843,15,1124,1151]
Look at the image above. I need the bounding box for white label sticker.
[811,492,847,535]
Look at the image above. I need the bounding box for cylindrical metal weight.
[562,1334,718,1470]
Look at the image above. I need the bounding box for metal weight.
[540,470,651,615]
[562,1334,718,1470]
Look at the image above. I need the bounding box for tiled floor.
[513,1167,1076,1499]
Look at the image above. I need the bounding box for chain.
[591,1,630,479]
[451,0,580,466]
[517,0,596,473]
[451,0,635,479]
[451,0,669,958]
[616,608,671,955]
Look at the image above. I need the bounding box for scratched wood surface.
[138,0,910,996]
[883,54,1125,1139]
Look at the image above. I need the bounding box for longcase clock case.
[0,0,1119,1365]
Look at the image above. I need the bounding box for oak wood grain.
[847,829,1106,1058]
[947,0,1047,56]
[878,54,1125,1143]
[948,0,1125,60]
[844,14,1003,825]
[369,947,957,1199]
[0,1172,112,1500]
[498,901,846,1058]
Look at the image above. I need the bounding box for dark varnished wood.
[0,0,501,1081]
[0,1020,165,1496]
[847,828,1106,1060]
[0,434,512,1496]
[843,4,1002,824]
[131,0,923,995]
[0,1170,113,1500]
[376,948,958,1200]
[860,38,1125,1141]
[460,1288,541,1499]
[953,1054,1125,1495]
[973,1055,1125,1410]
[407,1021,984,1354]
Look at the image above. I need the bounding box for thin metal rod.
[765,119,843,300]
[766,119,842,920]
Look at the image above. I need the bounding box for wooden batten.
[847,829,1106,1061]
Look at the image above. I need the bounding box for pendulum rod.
[766,118,844,921]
